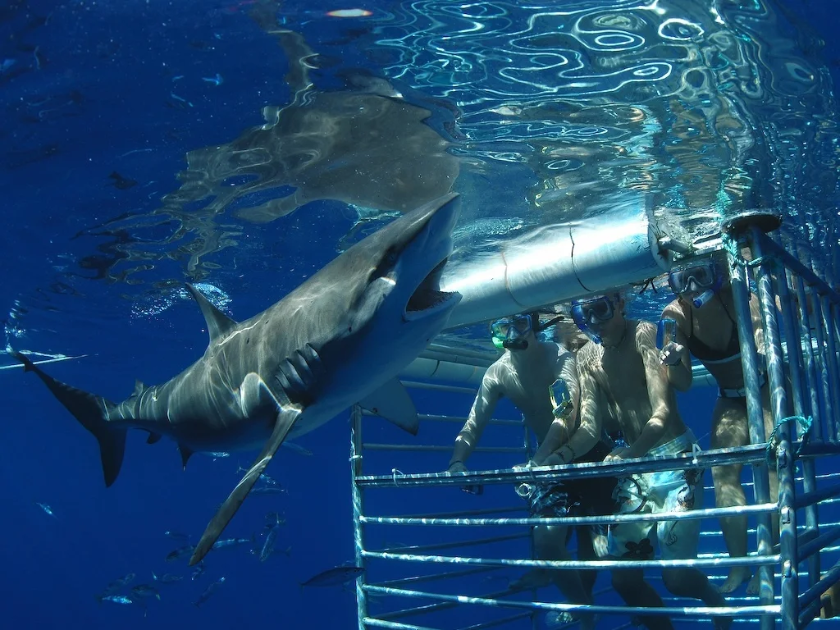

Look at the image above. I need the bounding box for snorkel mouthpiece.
[692,289,716,308]
[503,338,528,351]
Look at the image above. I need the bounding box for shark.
[14,193,462,566]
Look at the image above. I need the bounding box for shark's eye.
[371,246,399,279]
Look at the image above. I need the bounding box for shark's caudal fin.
[13,352,127,487]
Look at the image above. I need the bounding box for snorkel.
[691,271,723,308]
[490,312,564,351]
[570,297,616,346]
[669,261,724,308]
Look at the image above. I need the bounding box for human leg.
[533,524,595,630]
[612,568,672,630]
[710,398,752,593]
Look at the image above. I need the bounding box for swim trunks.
[607,430,704,561]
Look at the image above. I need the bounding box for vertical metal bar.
[792,271,823,443]
[773,249,820,591]
[726,237,775,630]
[822,294,840,440]
[805,271,837,443]
[750,228,798,630]
[352,405,369,629]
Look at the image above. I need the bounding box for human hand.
[659,341,684,366]
[447,461,483,495]
[540,453,564,467]
[604,447,630,462]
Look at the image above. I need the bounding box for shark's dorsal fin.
[134,380,145,396]
[185,283,237,344]
[178,444,194,470]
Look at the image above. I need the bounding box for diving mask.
[570,296,615,344]
[667,261,723,308]
[490,314,534,351]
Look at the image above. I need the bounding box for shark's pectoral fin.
[189,406,301,566]
[185,283,238,344]
[359,378,419,435]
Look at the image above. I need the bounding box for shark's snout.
[404,194,462,321]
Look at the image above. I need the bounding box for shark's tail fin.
[14,351,127,486]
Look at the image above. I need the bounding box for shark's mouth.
[406,258,458,316]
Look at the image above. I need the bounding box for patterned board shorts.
[606,431,704,561]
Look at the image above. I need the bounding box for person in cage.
[446,311,614,630]
[563,292,731,630]
[659,255,778,594]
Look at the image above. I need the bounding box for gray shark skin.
[14,193,462,566]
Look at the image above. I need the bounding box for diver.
[659,255,778,594]
[446,311,602,630]
[565,293,730,630]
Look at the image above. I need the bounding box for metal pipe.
[363,584,780,619]
[807,285,836,442]
[374,533,529,555]
[361,503,777,529]
[372,586,521,622]
[821,293,840,441]
[399,381,478,395]
[751,232,840,305]
[362,444,527,454]
[794,483,840,510]
[374,566,505,589]
[351,405,369,630]
[363,620,439,630]
[408,413,522,427]
[398,506,526,520]
[357,444,769,488]
[440,196,669,329]
[727,233,775,620]
[799,524,840,562]
[792,270,823,442]
[799,557,840,611]
[750,227,798,630]
[772,246,821,591]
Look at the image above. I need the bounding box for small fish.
[194,577,225,607]
[108,171,137,190]
[301,565,365,588]
[151,572,183,584]
[99,595,133,605]
[100,572,136,596]
[201,73,223,86]
[204,451,230,460]
[250,485,287,495]
[36,502,56,518]
[191,562,206,581]
[166,545,195,562]
[131,584,161,600]
[259,517,283,562]
[212,535,254,550]
[164,530,190,541]
[282,441,313,457]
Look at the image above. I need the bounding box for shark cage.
[347,200,840,630]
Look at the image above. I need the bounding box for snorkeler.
[446,311,601,630]
[566,293,730,630]
[659,256,778,594]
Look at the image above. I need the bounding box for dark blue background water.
[2,0,839,629]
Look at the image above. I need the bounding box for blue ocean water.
[1,0,839,628]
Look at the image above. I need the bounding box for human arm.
[532,350,580,464]
[620,322,677,460]
[659,302,693,391]
[554,346,602,464]
[449,369,501,470]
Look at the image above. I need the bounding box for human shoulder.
[633,319,658,352]
[662,297,689,328]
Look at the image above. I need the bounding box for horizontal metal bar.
[373,565,505,589]
[364,619,440,630]
[364,584,780,618]
[362,444,527,454]
[361,550,781,571]
[374,587,519,621]
[799,525,840,562]
[457,612,533,630]
[400,380,478,395]
[426,343,498,364]
[794,482,840,510]
[413,414,523,427]
[362,502,777,528]
[356,445,769,488]
[396,506,528,520]
[373,533,529,555]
